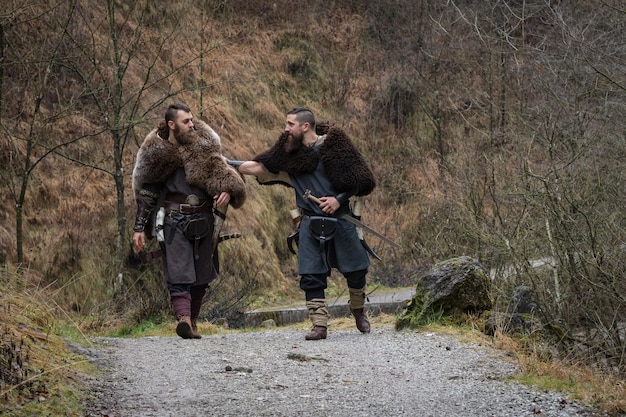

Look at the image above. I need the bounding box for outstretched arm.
[236,160,267,176]
[228,159,293,187]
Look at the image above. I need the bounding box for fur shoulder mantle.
[253,126,375,196]
[132,120,246,208]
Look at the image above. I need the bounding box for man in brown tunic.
[132,103,246,339]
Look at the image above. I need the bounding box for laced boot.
[305,298,329,340]
[176,315,194,339]
[349,286,370,334]
[190,318,202,339]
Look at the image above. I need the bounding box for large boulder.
[396,256,493,329]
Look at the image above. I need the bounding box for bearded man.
[235,107,376,340]
[132,103,246,339]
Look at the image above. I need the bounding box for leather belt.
[301,205,350,218]
[164,200,211,215]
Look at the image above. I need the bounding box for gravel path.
[85,326,599,417]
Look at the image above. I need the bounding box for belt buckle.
[179,203,193,214]
[181,194,202,214]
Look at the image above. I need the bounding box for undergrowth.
[2,268,625,415]
[0,268,95,417]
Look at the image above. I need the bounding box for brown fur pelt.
[132,120,246,208]
[253,126,375,196]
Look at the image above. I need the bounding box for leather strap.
[164,200,211,214]
[165,193,209,204]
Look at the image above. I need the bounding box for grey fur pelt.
[132,120,246,208]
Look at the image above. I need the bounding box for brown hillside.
[1,0,626,380]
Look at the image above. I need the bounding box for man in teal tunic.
[236,107,376,340]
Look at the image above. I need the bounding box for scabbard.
[361,239,382,261]
[147,250,162,259]
[287,231,299,254]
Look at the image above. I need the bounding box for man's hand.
[319,196,340,215]
[133,231,146,251]
[214,191,231,207]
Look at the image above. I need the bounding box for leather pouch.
[309,216,337,241]
[182,213,210,241]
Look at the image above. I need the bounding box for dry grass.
[488,332,626,415]
[1,1,625,414]
[516,359,626,414]
[0,266,95,416]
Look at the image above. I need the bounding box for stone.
[396,256,493,329]
[261,319,276,328]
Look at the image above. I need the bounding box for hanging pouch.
[182,213,210,241]
[309,216,337,242]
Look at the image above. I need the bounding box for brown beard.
[174,124,195,145]
[284,132,303,153]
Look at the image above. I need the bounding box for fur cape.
[253,126,376,196]
[132,120,246,208]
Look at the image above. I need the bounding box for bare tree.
[450,0,626,374]
[0,0,85,264]
[60,0,217,276]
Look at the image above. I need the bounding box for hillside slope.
[1,0,625,381]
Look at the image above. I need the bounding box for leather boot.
[351,308,371,334]
[176,315,194,339]
[349,286,370,333]
[190,318,202,339]
[305,325,327,340]
[305,298,329,340]
[171,292,193,339]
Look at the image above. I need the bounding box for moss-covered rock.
[396,256,493,330]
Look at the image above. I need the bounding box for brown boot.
[305,326,327,340]
[305,298,329,340]
[176,315,194,339]
[351,308,371,334]
[190,318,202,339]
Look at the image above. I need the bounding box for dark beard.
[284,132,303,153]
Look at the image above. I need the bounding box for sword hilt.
[303,190,322,205]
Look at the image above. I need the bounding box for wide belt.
[301,205,350,218]
[164,200,211,215]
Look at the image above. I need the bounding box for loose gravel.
[84,326,602,417]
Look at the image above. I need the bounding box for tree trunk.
[114,131,127,271]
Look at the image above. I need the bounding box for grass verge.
[1,274,624,416]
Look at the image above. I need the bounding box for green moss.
[111,318,165,337]
[395,288,434,329]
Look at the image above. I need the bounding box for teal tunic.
[289,150,370,275]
